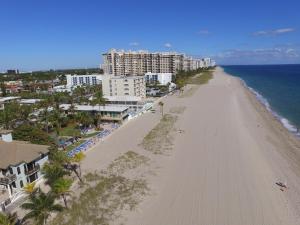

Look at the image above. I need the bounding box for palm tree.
[21,190,63,225]
[39,97,53,133]
[53,178,73,208]
[158,101,164,117]
[49,150,70,166]
[72,152,86,178]
[91,91,106,129]
[42,163,68,187]
[0,102,20,129]
[75,112,93,129]
[23,181,37,195]
[0,212,18,225]
[19,104,33,124]
[68,94,76,119]
[50,109,66,136]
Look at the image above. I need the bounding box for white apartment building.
[202,58,216,68]
[145,72,172,85]
[102,75,146,98]
[66,74,104,90]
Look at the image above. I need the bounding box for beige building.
[102,49,186,76]
[102,75,146,98]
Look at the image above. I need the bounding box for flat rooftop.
[104,95,142,102]
[0,96,21,102]
[60,104,128,112]
[20,99,42,104]
[66,74,104,77]
[110,76,144,80]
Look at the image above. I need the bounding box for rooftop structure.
[0,141,49,169]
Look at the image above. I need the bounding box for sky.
[0,0,300,71]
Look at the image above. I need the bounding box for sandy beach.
[81,67,300,225]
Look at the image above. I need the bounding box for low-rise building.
[19,99,42,105]
[0,97,21,110]
[102,75,146,98]
[144,72,172,85]
[104,96,146,112]
[0,130,49,211]
[3,81,23,94]
[60,104,129,122]
[66,74,104,90]
[52,85,71,93]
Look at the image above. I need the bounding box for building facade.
[0,131,49,211]
[60,104,129,122]
[66,74,104,90]
[102,49,216,76]
[102,49,185,76]
[102,75,146,98]
[144,72,172,85]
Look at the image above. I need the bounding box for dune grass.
[169,106,186,114]
[187,70,214,85]
[141,114,177,155]
[106,151,150,176]
[50,151,150,225]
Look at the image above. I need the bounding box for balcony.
[25,164,40,176]
[0,174,17,185]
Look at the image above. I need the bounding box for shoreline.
[222,67,300,137]
[223,68,300,222]
[125,67,300,224]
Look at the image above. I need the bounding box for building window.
[72,77,77,85]
[12,182,16,188]
[92,77,97,85]
[9,168,13,174]
[17,167,21,175]
[20,180,23,188]
[79,77,84,84]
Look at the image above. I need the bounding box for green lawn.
[82,132,99,138]
[59,124,81,137]
[65,140,85,152]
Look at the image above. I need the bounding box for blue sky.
[0,0,299,71]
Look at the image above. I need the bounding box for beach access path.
[81,67,300,225]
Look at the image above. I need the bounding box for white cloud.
[213,45,300,64]
[129,42,139,46]
[274,28,295,34]
[253,28,295,36]
[164,43,172,48]
[197,30,210,35]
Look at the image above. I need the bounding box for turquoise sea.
[223,65,300,136]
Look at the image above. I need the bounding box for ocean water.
[223,64,300,136]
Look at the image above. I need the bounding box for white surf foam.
[239,79,300,137]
